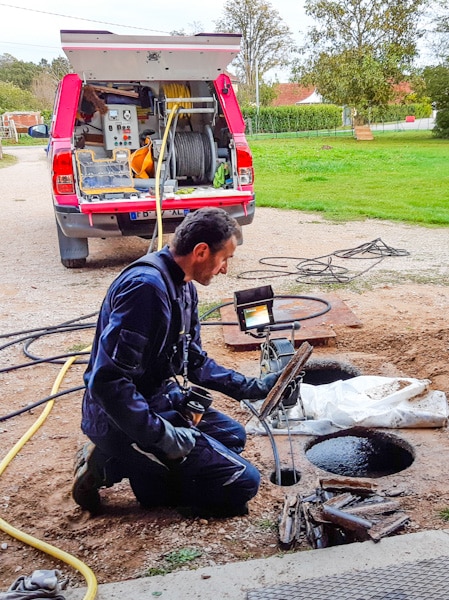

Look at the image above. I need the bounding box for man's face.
[192,235,238,286]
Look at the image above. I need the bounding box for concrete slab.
[65,529,449,600]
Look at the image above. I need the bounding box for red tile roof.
[272,83,317,106]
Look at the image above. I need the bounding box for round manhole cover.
[305,428,415,477]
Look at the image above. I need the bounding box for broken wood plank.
[278,494,302,549]
[319,477,378,495]
[323,492,356,510]
[345,499,401,517]
[368,512,409,542]
[302,501,328,549]
[90,84,139,98]
[259,341,313,420]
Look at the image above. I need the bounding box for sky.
[0,0,308,80]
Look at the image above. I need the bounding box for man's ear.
[192,242,210,261]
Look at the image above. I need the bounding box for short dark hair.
[171,208,241,256]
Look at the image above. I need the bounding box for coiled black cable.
[238,238,410,284]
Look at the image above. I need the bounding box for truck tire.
[56,220,88,268]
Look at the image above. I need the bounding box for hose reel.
[171,125,216,183]
[159,83,218,184]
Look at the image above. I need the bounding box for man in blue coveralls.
[73,207,280,518]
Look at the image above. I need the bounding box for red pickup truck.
[30,30,255,267]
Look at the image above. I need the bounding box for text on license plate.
[129,209,190,221]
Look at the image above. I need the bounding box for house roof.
[272,83,318,106]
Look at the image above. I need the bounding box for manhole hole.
[302,357,362,385]
[269,468,302,486]
[305,427,415,477]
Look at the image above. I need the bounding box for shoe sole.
[72,443,103,513]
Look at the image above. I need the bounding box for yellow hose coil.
[0,348,98,600]
[162,83,191,117]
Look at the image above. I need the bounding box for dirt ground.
[1,147,449,592]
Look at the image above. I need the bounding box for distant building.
[272,83,323,106]
[1,111,43,134]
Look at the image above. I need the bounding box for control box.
[102,104,139,151]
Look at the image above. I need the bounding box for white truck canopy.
[61,30,241,82]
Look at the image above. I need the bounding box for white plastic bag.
[245,376,448,435]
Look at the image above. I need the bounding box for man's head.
[170,208,242,286]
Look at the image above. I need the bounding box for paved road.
[370,116,435,131]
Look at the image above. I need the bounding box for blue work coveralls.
[81,246,277,513]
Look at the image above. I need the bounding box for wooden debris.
[278,494,302,549]
[322,505,373,532]
[279,479,409,550]
[319,477,378,495]
[368,512,410,542]
[323,492,355,509]
[345,499,401,517]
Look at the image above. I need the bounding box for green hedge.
[242,104,342,133]
[242,103,433,133]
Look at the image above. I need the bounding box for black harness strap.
[121,253,188,384]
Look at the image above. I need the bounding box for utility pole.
[255,59,260,115]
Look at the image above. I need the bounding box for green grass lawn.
[250,131,449,226]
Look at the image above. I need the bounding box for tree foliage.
[293,0,426,121]
[215,0,295,94]
[0,81,39,113]
[0,54,70,112]
[423,63,449,137]
[0,54,39,90]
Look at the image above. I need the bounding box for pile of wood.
[279,477,409,550]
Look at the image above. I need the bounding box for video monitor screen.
[243,304,271,329]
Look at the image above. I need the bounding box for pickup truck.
[30,30,255,267]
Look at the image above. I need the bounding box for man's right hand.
[157,417,200,460]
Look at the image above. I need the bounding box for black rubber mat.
[247,555,449,599]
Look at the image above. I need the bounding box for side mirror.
[28,124,49,138]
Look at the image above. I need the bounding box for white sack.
[245,376,448,435]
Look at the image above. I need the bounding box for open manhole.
[302,357,362,385]
[305,428,415,477]
[269,468,302,486]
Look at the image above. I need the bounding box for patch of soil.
[1,148,449,592]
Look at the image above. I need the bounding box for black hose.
[200,295,331,326]
[241,399,282,486]
[0,352,89,374]
[0,386,85,422]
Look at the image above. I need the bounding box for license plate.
[129,209,190,221]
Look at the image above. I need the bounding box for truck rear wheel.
[56,220,88,268]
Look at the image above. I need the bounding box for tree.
[0,80,39,113]
[426,0,449,61]
[293,0,426,122]
[423,63,449,137]
[0,55,41,91]
[31,71,58,110]
[215,0,295,104]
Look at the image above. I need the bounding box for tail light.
[52,149,75,194]
[236,143,254,186]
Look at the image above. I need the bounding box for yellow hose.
[0,349,98,600]
[155,103,179,251]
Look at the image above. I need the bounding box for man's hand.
[158,417,200,461]
[280,375,302,407]
[262,370,282,390]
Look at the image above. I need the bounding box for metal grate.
[247,555,449,599]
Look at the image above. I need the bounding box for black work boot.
[72,442,109,514]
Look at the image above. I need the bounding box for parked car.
[29,30,255,267]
